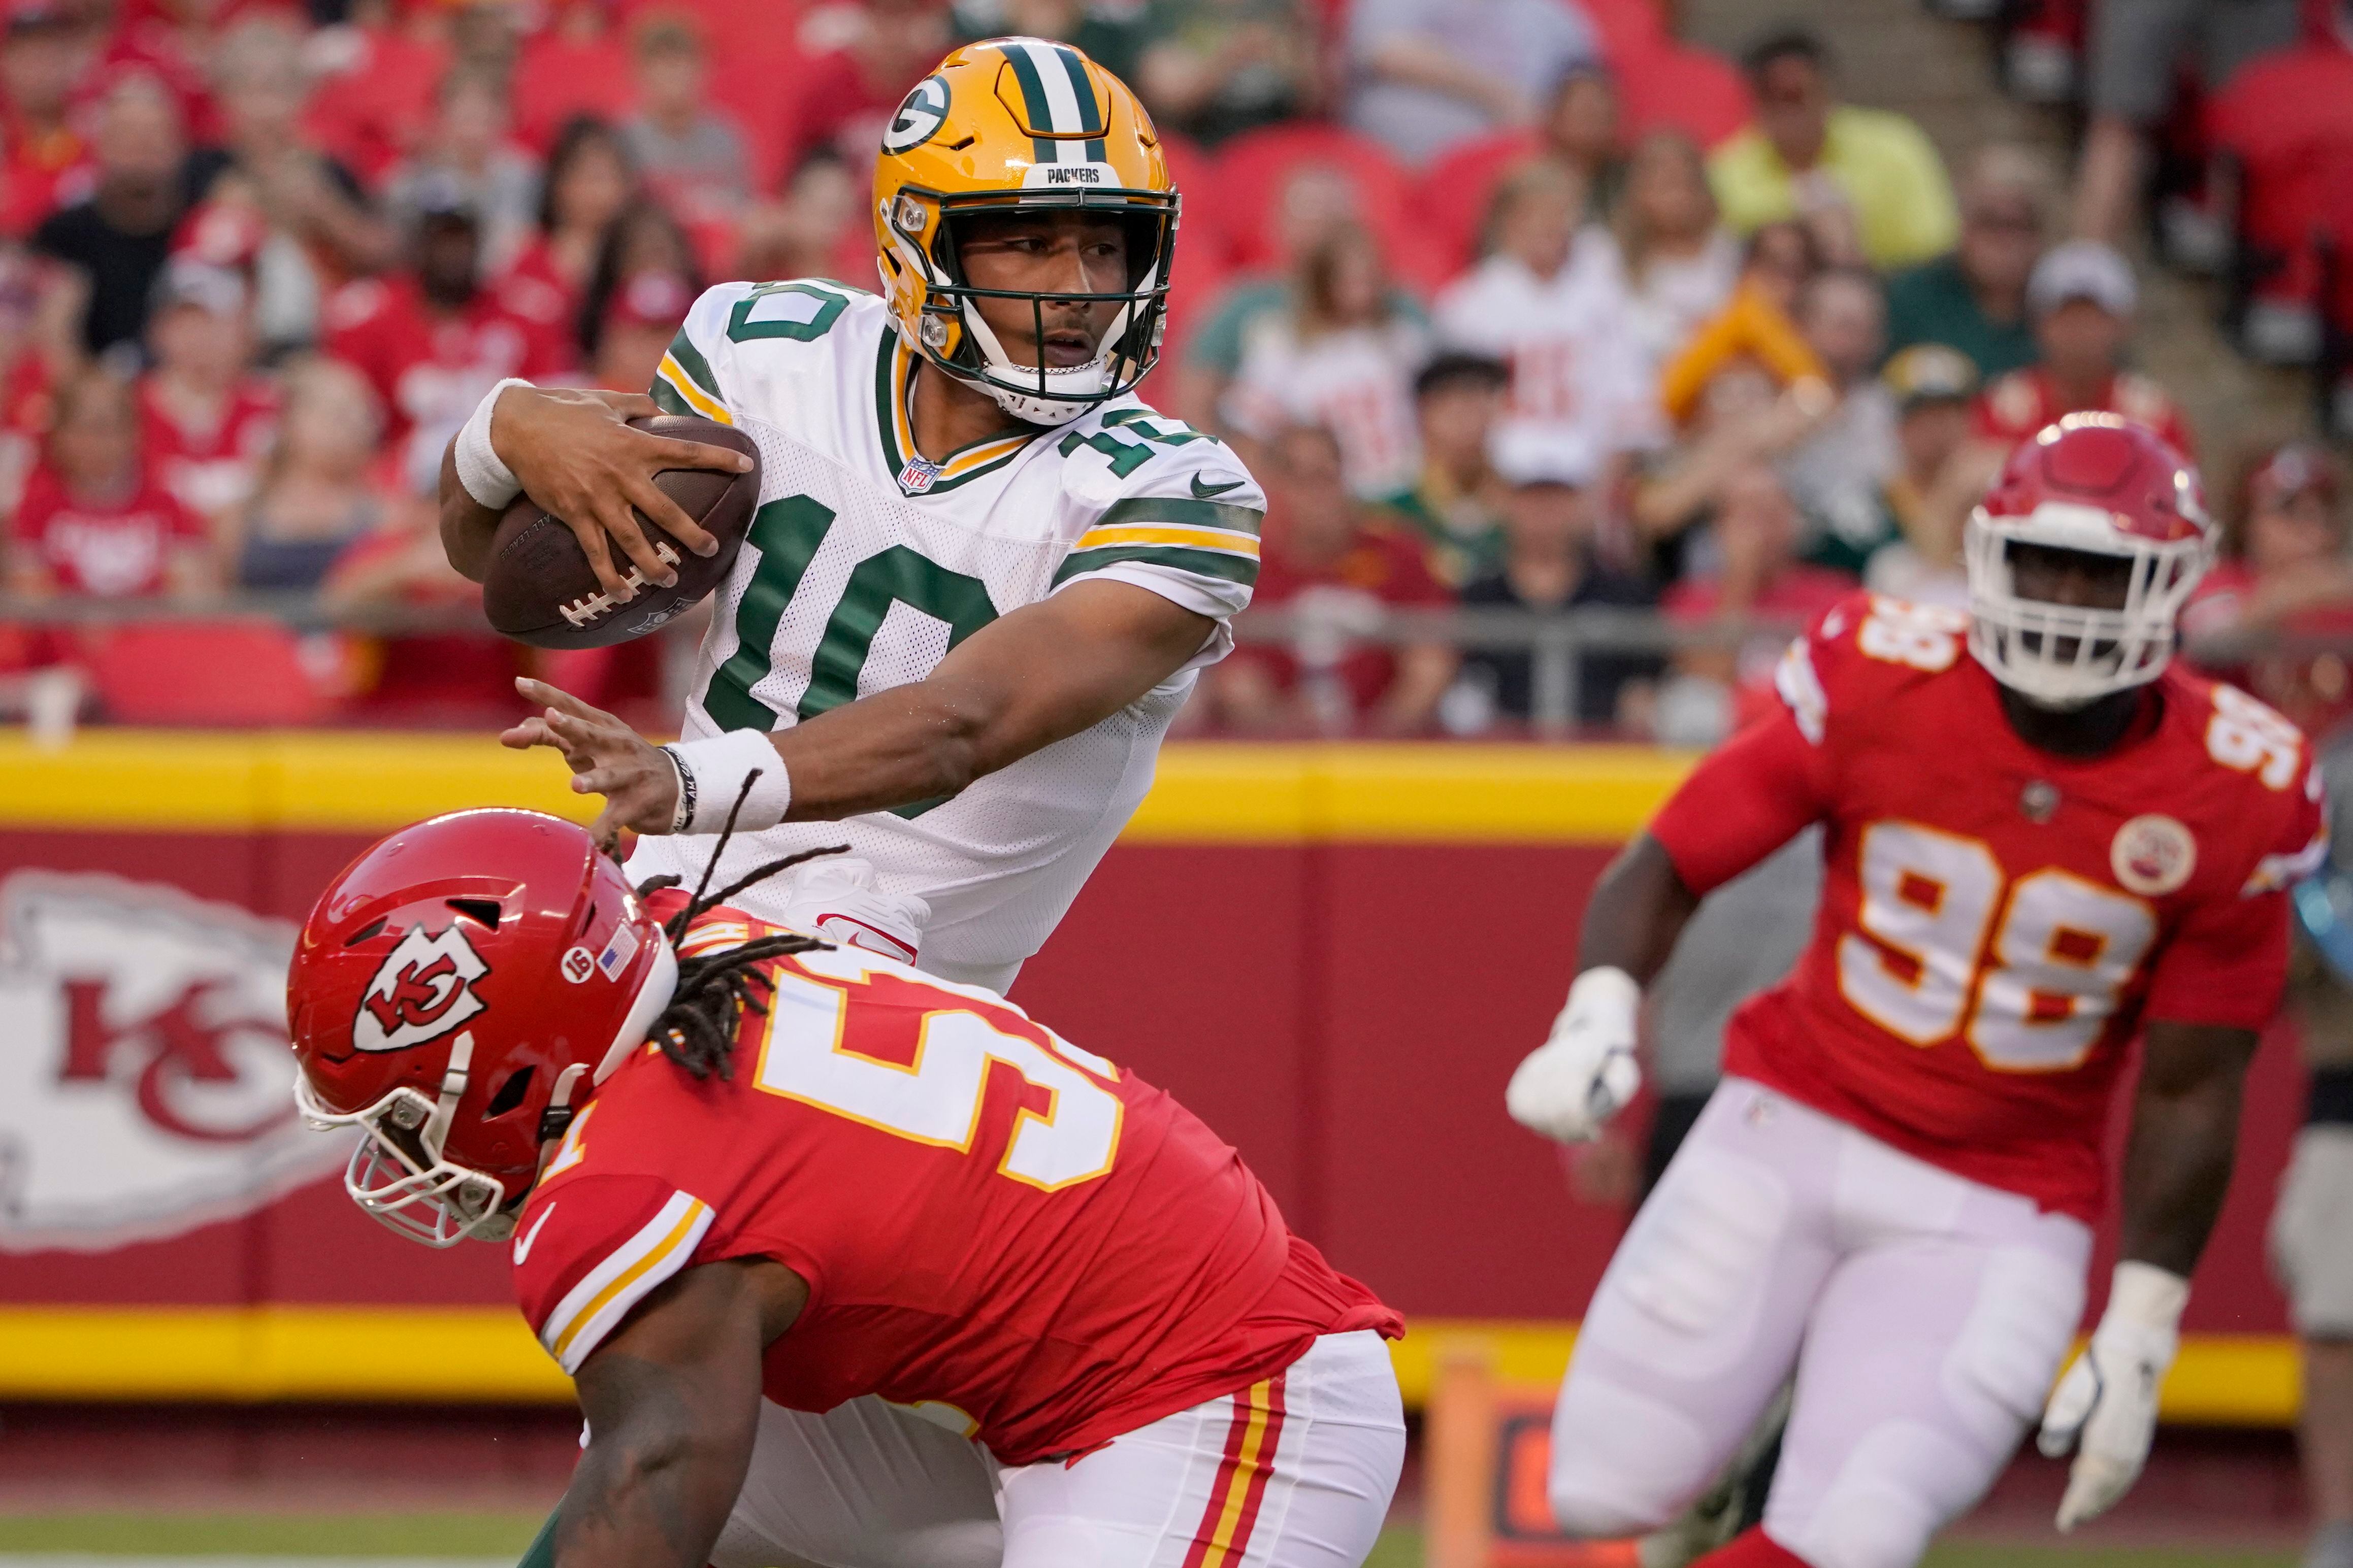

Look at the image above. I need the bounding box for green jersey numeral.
[727,282,850,343]
[1056,409,1218,477]
[702,496,1000,819]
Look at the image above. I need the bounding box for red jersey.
[324,274,570,491]
[1650,591,2324,1221]
[1974,367,2196,459]
[513,900,1399,1463]
[10,464,207,596]
[138,376,279,520]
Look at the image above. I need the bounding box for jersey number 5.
[751,949,1123,1191]
[1840,821,2158,1071]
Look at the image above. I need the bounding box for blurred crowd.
[0,0,2346,741]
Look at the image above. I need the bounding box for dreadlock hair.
[627,770,851,1081]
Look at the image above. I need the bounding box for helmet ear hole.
[343,917,387,947]
[448,898,502,931]
[485,1065,535,1118]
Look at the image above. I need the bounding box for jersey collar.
[873,327,1043,497]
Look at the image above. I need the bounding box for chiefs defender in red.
[287,810,1401,1568]
[1507,415,2327,1568]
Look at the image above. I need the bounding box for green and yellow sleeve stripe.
[651,329,732,424]
[1053,497,1264,588]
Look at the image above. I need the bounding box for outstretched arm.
[552,1258,806,1568]
[1577,832,1703,986]
[505,579,1215,842]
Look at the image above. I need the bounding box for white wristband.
[453,377,536,510]
[662,730,792,835]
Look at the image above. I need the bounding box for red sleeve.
[1651,704,1836,895]
[513,1171,717,1375]
[2142,749,2327,1029]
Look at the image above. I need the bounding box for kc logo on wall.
[0,871,351,1251]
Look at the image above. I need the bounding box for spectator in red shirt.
[511,0,637,154]
[7,365,211,599]
[300,0,451,187]
[504,116,637,323]
[324,178,570,493]
[138,255,275,530]
[1207,422,1458,734]
[0,245,58,515]
[1973,238,2194,457]
[0,1,92,238]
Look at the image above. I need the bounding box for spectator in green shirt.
[1706,26,1958,273]
[1377,352,1511,588]
[1883,145,2054,380]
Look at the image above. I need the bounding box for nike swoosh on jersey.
[1190,474,1245,498]
[513,1202,555,1264]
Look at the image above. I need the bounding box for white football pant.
[712,1329,1403,1568]
[1548,1078,2091,1568]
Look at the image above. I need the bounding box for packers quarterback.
[436,38,1261,993]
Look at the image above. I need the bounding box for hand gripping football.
[481,414,760,650]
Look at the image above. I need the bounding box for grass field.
[0,1513,2301,1568]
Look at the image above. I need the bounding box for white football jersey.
[627,281,1263,991]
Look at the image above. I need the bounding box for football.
[480,414,760,650]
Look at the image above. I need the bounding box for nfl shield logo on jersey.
[0,871,351,1251]
[898,455,945,494]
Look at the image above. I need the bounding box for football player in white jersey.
[434,38,1260,994]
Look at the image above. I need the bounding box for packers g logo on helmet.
[884,75,950,155]
[873,38,1179,427]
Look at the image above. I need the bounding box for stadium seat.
[85,622,338,727]
[1417,130,1541,275]
[1617,43,1752,149]
[1211,122,1451,290]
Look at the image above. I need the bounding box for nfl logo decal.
[2111,814,2197,896]
[899,456,944,494]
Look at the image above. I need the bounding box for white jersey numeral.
[1839,822,2159,1072]
[2206,685,2303,790]
[751,954,1122,1191]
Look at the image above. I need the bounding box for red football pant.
[1694,1526,1811,1567]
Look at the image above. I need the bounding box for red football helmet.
[287,809,676,1247]
[1966,412,2213,707]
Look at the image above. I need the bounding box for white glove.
[2036,1261,2188,1532]
[1506,966,1642,1143]
[775,857,930,966]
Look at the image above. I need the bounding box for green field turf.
[0,1514,2300,1568]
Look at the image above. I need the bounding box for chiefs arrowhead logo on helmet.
[353,925,489,1053]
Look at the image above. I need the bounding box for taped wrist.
[1563,965,1642,1026]
[453,378,536,509]
[661,731,791,835]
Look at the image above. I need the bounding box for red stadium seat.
[85,622,336,727]
[1416,130,1541,276]
[1210,122,1450,290]
[1617,43,1752,149]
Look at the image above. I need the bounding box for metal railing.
[5,591,2340,736]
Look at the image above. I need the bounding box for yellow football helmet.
[873,38,1178,426]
